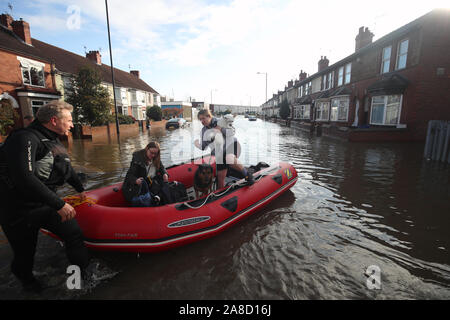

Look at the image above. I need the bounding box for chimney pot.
[0,14,14,31]
[130,70,140,78]
[11,19,32,45]
[355,26,374,52]
[86,50,102,65]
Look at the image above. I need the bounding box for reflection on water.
[0,116,449,299]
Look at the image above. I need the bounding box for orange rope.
[64,195,97,207]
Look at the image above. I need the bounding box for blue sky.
[1,0,448,106]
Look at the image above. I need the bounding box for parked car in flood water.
[165,118,187,129]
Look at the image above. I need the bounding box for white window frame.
[330,96,350,122]
[21,65,45,88]
[344,63,351,84]
[381,45,392,74]
[327,71,334,89]
[395,39,409,70]
[315,101,330,121]
[294,104,310,120]
[338,66,344,86]
[322,75,327,91]
[369,94,403,126]
[31,100,48,117]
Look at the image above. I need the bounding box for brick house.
[0,15,61,132]
[0,14,159,135]
[267,9,450,142]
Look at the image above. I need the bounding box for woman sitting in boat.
[122,141,169,207]
[194,109,254,189]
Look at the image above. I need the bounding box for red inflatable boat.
[43,156,298,253]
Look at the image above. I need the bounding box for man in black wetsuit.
[0,100,89,292]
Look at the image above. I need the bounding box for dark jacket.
[0,121,84,224]
[122,149,168,202]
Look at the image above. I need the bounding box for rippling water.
[1,116,449,299]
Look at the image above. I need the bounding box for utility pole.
[105,0,120,135]
[257,72,267,103]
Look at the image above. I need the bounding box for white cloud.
[20,0,450,105]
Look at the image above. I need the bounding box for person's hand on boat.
[163,174,169,182]
[136,177,144,185]
[79,191,87,201]
[58,203,76,222]
[194,139,201,149]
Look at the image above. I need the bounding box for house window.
[31,100,48,117]
[22,66,45,87]
[307,81,312,95]
[294,105,311,119]
[322,75,327,91]
[298,86,303,98]
[18,57,46,87]
[315,101,330,121]
[344,63,351,84]
[330,97,349,122]
[395,39,408,70]
[327,71,334,89]
[381,46,391,74]
[122,106,128,115]
[370,95,402,125]
[338,66,344,86]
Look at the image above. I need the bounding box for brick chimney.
[355,26,374,51]
[0,14,13,31]
[130,70,140,78]
[11,18,32,45]
[299,70,307,81]
[86,50,102,65]
[318,56,329,72]
[288,80,293,88]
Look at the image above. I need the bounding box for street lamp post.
[257,72,267,103]
[257,72,267,119]
[105,0,119,135]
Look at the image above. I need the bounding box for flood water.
[1,116,449,300]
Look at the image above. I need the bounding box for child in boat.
[122,141,169,207]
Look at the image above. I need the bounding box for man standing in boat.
[0,101,91,293]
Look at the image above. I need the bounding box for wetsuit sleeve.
[4,131,65,210]
[67,166,85,193]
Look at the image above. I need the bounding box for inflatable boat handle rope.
[182,174,265,209]
[64,195,97,207]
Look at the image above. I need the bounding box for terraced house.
[0,14,159,135]
[263,9,450,142]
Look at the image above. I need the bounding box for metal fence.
[424,120,450,163]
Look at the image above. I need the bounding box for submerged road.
[1,116,449,299]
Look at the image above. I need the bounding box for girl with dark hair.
[122,141,169,207]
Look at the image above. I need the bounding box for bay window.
[294,105,310,120]
[330,97,349,122]
[315,101,330,121]
[370,95,402,125]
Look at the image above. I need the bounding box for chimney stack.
[11,18,32,45]
[299,70,307,81]
[0,14,13,31]
[288,80,293,88]
[355,26,374,52]
[318,56,329,72]
[130,70,140,78]
[86,50,102,65]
